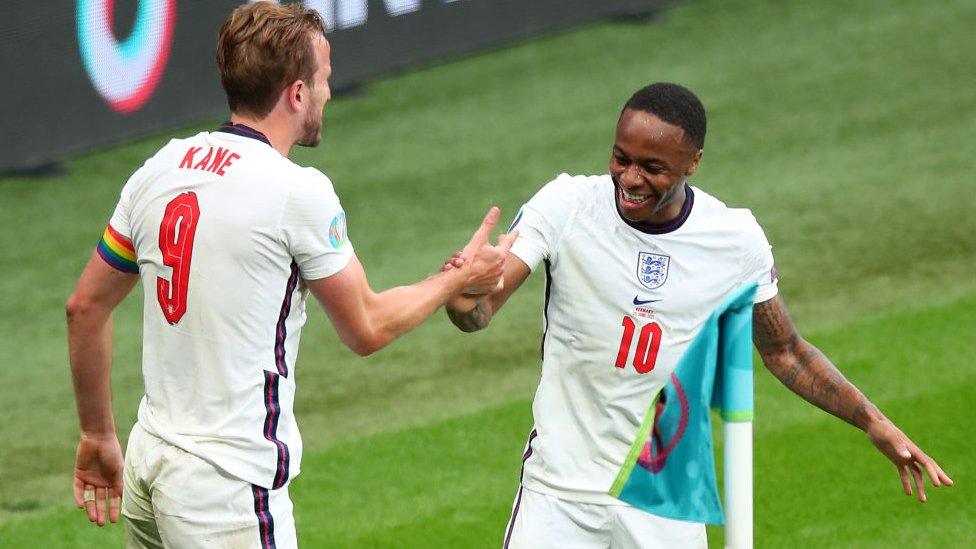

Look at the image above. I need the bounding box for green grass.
[2,0,975,545]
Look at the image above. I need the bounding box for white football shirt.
[508,173,777,505]
[102,123,353,489]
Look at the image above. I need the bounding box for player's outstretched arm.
[444,254,531,333]
[752,295,954,502]
[66,252,139,526]
[306,207,514,356]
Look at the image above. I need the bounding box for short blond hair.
[216,2,327,118]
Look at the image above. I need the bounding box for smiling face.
[610,109,703,224]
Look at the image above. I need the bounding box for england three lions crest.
[637,252,670,290]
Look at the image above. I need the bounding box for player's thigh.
[505,487,610,549]
[610,505,706,549]
[121,424,165,549]
[150,443,295,548]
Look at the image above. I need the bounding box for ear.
[685,149,704,176]
[285,80,306,113]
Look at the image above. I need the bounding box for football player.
[445,82,952,548]
[67,3,513,547]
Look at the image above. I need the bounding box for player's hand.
[865,417,953,502]
[441,249,508,299]
[441,251,466,272]
[73,432,124,526]
[456,207,518,296]
[441,252,484,312]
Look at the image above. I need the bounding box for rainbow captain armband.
[97,225,138,273]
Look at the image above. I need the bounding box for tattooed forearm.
[446,299,493,333]
[753,296,884,430]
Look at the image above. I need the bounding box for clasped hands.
[443,207,518,306]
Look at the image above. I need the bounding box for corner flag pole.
[724,420,753,549]
[721,288,756,549]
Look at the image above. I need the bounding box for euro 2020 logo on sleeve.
[329,212,347,249]
[637,252,670,290]
[508,208,524,232]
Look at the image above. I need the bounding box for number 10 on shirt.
[614,317,662,373]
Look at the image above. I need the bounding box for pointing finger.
[465,207,500,251]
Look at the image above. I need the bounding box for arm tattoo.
[446,299,492,333]
[753,297,882,430]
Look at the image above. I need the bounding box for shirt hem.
[135,415,294,490]
[522,477,625,506]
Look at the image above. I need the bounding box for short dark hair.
[217,2,327,118]
[622,83,706,150]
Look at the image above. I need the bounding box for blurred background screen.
[0,0,665,173]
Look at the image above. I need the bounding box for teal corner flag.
[609,283,757,525]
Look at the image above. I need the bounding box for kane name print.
[179,146,241,176]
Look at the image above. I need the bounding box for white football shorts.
[121,423,296,548]
[504,486,706,549]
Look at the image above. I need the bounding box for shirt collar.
[614,183,695,235]
[216,121,272,147]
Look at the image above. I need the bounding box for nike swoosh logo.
[633,296,661,305]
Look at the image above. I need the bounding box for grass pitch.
[1,0,974,546]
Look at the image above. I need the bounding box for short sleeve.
[280,170,355,280]
[741,213,778,303]
[108,184,132,239]
[509,173,580,272]
[96,184,139,273]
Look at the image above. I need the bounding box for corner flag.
[609,283,756,548]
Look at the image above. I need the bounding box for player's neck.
[229,113,295,157]
[640,184,687,226]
